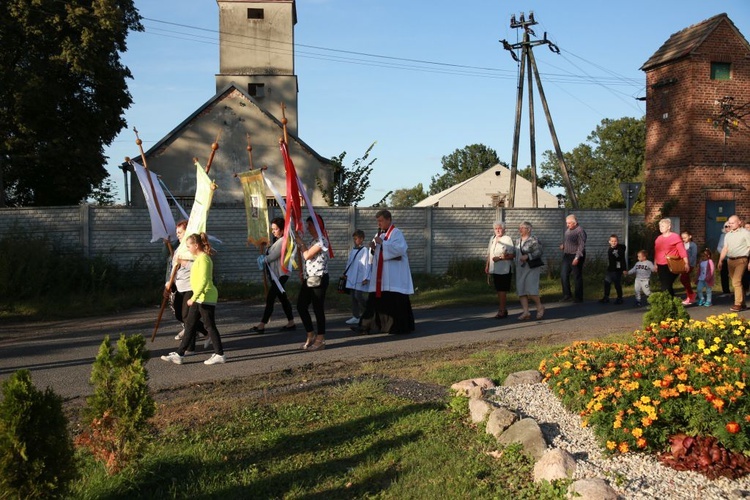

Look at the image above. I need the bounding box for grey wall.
[0,206,636,285]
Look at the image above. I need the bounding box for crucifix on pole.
[500,12,578,208]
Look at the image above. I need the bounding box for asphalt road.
[0,295,741,401]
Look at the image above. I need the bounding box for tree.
[0,0,143,206]
[389,183,428,208]
[538,116,646,209]
[517,165,554,190]
[429,144,501,195]
[317,142,377,206]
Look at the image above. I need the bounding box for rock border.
[452,373,618,500]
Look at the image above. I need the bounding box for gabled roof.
[414,164,559,208]
[135,82,330,165]
[415,176,473,207]
[641,13,750,72]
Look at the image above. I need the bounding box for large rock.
[497,418,547,460]
[469,398,494,423]
[567,478,618,499]
[451,378,496,396]
[534,448,576,482]
[503,370,543,386]
[486,407,517,438]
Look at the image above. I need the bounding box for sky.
[104,0,750,205]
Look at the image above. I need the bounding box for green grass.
[69,347,577,499]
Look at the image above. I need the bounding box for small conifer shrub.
[75,334,155,474]
[0,369,76,498]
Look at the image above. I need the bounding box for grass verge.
[68,338,628,499]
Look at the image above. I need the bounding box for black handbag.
[336,275,348,294]
[527,257,544,268]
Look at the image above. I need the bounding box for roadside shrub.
[0,229,162,317]
[0,370,76,498]
[643,291,690,329]
[75,334,155,474]
[540,313,750,478]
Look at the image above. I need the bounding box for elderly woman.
[654,218,688,297]
[485,221,515,318]
[515,221,545,320]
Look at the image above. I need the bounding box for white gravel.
[488,383,750,499]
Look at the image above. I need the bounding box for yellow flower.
[736,381,746,389]
[613,420,621,429]
[714,336,722,344]
[607,441,616,450]
[632,427,643,438]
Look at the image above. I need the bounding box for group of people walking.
[486,213,750,319]
[160,209,415,366]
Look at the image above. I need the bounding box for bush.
[75,334,155,474]
[0,370,76,498]
[0,229,162,318]
[540,313,750,476]
[643,291,690,329]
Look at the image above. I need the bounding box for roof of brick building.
[641,13,750,71]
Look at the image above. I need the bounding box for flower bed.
[540,313,750,478]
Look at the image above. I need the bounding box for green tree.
[429,144,501,195]
[389,183,428,208]
[538,116,646,209]
[517,165,554,190]
[317,142,377,207]
[0,0,143,206]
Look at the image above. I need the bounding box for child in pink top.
[695,248,715,307]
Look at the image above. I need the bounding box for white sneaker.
[204,353,226,365]
[174,329,185,340]
[345,316,360,325]
[203,336,212,349]
[160,352,183,365]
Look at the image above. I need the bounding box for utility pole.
[500,12,579,208]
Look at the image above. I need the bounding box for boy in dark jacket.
[599,234,626,304]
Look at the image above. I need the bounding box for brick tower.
[641,13,750,250]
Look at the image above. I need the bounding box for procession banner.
[238,170,270,250]
[132,162,176,242]
[174,162,216,260]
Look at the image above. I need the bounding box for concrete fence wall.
[0,205,640,285]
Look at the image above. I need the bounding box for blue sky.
[105,0,750,205]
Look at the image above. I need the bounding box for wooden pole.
[507,32,527,208]
[528,47,579,208]
[526,46,539,208]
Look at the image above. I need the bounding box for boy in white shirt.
[344,230,371,325]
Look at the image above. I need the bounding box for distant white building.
[414,165,559,208]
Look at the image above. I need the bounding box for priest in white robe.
[356,210,415,335]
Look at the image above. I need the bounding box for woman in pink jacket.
[653,218,688,297]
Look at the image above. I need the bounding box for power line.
[141,17,644,90]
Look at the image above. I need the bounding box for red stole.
[375,225,395,298]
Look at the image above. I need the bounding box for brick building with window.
[641,13,750,251]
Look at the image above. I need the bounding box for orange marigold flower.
[637,437,647,448]
[618,442,629,453]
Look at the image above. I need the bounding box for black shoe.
[598,298,609,304]
[279,324,296,331]
[251,326,265,333]
[614,298,623,305]
[560,296,573,303]
[350,326,369,335]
